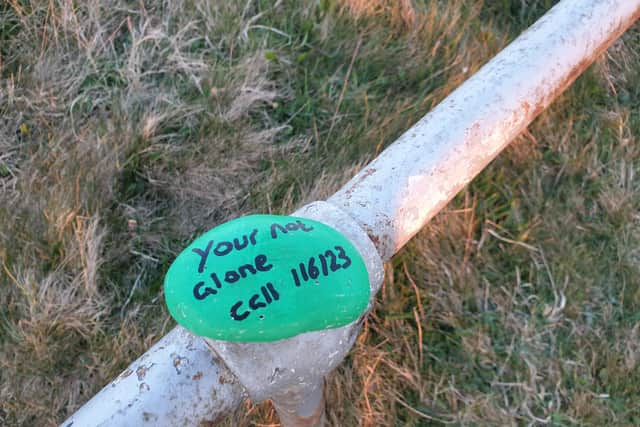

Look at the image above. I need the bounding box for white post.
[62,1,640,425]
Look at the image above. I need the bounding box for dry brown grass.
[340,0,417,28]
[1,0,639,426]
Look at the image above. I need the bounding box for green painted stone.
[164,214,370,342]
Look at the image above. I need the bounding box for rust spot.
[142,411,156,422]
[172,353,187,374]
[344,167,377,199]
[368,233,380,247]
[136,365,148,381]
[218,371,237,385]
[468,122,481,137]
[118,368,133,380]
[361,223,381,250]
[361,167,377,179]
[192,371,203,381]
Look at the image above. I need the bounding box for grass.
[1,0,639,425]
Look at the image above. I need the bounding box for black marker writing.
[290,246,352,286]
[324,250,340,271]
[193,281,217,300]
[232,230,258,251]
[197,254,274,301]
[192,240,214,273]
[261,285,273,303]
[230,301,250,321]
[266,282,279,300]
[249,228,259,244]
[334,245,351,269]
[249,294,266,310]
[191,229,260,273]
[291,268,301,287]
[229,282,280,321]
[270,220,314,239]
[319,254,328,276]
[210,272,222,288]
[223,270,241,283]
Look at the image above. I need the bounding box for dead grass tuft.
[223,55,280,121]
[339,0,417,28]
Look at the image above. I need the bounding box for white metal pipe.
[61,327,245,427]
[204,201,385,427]
[329,0,640,261]
[62,0,640,425]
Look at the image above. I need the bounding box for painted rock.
[164,214,371,342]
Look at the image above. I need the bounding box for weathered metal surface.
[205,201,384,426]
[329,0,640,261]
[60,327,245,427]
[271,378,327,427]
[62,0,640,425]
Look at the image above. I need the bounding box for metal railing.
[62,1,640,425]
